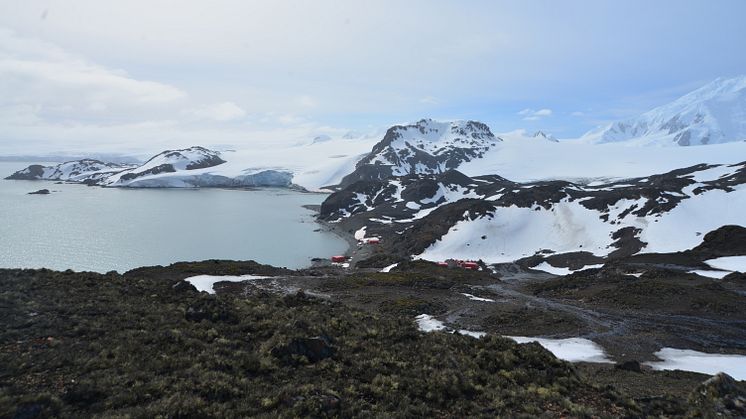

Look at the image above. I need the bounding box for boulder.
[615,360,643,373]
[271,336,336,363]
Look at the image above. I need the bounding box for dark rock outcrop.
[690,225,746,258]
[27,189,50,195]
[615,360,643,373]
[271,336,336,363]
[6,164,45,180]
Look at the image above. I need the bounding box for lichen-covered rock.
[686,372,746,417]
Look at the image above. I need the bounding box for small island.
[27,189,51,195]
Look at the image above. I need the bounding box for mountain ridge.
[582,75,746,146]
[5,146,293,188]
[335,119,500,188]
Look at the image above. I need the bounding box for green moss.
[0,266,671,417]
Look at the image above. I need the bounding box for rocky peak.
[334,119,499,188]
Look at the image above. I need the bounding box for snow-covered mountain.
[6,159,135,182]
[531,131,558,142]
[321,161,746,269]
[582,76,746,146]
[5,146,293,188]
[6,159,133,182]
[337,119,500,187]
[99,146,227,186]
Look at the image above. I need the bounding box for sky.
[1,0,745,156]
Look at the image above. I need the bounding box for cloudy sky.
[1,0,745,156]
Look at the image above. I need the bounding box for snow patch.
[646,348,746,380]
[414,314,485,338]
[688,270,732,279]
[705,256,746,272]
[185,274,271,294]
[460,293,495,302]
[415,314,447,332]
[354,226,367,241]
[380,263,398,273]
[507,336,612,363]
[533,262,573,276]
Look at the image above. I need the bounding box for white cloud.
[571,111,585,117]
[518,108,553,121]
[0,28,186,130]
[189,102,246,121]
[275,114,307,125]
[1,2,741,153]
[295,95,317,109]
[419,96,439,105]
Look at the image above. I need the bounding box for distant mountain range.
[5,146,293,188]
[582,75,746,146]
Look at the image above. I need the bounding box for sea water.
[0,162,347,273]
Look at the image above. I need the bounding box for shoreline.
[304,204,364,265]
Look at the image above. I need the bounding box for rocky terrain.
[320,160,746,271]
[2,261,746,417]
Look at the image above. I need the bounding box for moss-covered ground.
[0,261,737,417]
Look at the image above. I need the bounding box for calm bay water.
[0,162,347,273]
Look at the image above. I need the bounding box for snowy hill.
[5,147,294,188]
[337,119,500,187]
[321,161,746,269]
[100,146,228,186]
[5,159,135,182]
[582,76,746,146]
